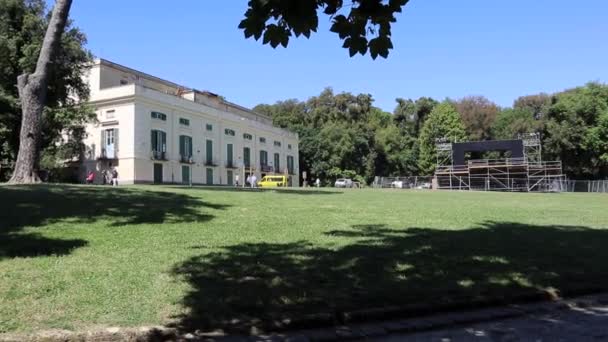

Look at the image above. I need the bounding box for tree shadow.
[170,222,608,334]
[0,185,228,260]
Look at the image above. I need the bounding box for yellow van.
[258,175,288,188]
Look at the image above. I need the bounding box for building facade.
[82,59,299,186]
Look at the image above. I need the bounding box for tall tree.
[0,0,92,181]
[418,102,467,174]
[9,0,73,183]
[452,96,499,141]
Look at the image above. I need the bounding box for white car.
[334,178,353,188]
[391,180,404,188]
[416,182,432,189]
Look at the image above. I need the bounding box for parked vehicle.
[258,175,288,188]
[391,180,404,188]
[416,182,432,189]
[334,178,353,188]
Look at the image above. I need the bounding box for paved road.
[369,303,608,341]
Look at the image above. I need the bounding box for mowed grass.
[1,184,608,334]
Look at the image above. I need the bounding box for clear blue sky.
[69,0,608,112]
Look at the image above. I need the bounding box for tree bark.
[8,0,73,184]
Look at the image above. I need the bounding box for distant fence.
[374,176,434,189]
[373,177,608,193]
[555,180,608,193]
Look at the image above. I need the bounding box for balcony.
[204,159,219,167]
[260,165,273,173]
[180,155,194,164]
[98,148,118,160]
[152,151,167,160]
[225,161,238,169]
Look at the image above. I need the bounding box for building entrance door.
[153,163,163,184]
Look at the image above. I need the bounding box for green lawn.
[1,185,608,334]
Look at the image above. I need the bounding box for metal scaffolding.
[434,134,565,192]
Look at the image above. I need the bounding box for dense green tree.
[393,97,437,135]
[256,88,392,184]
[1,0,93,182]
[452,96,499,141]
[418,102,467,174]
[585,111,608,166]
[543,82,608,178]
[240,0,411,59]
[514,93,552,119]
[491,108,540,140]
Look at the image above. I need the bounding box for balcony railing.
[152,151,167,160]
[225,161,238,169]
[98,148,118,160]
[204,159,218,167]
[180,155,194,164]
[260,165,273,173]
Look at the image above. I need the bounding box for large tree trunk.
[8,0,73,184]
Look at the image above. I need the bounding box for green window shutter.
[151,130,156,152]
[101,129,106,153]
[188,137,193,157]
[114,128,119,155]
[227,144,233,162]
[244,147,250,167]
[179,136,185,157]
[161,131,167,152]
[206,140,213,162]
[275,153,280,171]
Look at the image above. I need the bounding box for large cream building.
[82,59,299,186]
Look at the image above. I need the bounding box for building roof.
[94,58,272,121]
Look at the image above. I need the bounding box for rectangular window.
[224,128,235,136]
[206,123,213,131]
[179,118,190,126]
[151,111,167,121]
[274,141,281,147]
[100,128,118,159]
[179,135,193,161]
[260,150,268,168]
[151,129,167,159]
[274,153,280,173]
[259,137,266,143]
[205,139,213,164]
[243,133,253,140]
[287,155,295,175]
[243,147,251,168]
[288,144,292,150]
[106,109,115,119]
[226,143,233,166]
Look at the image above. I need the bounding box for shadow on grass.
[0,185,227,259]
[171,222,608,334]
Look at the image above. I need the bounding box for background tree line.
[255,82,608,185]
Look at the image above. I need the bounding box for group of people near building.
[85,167,119,186]
[245,174,258,188]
